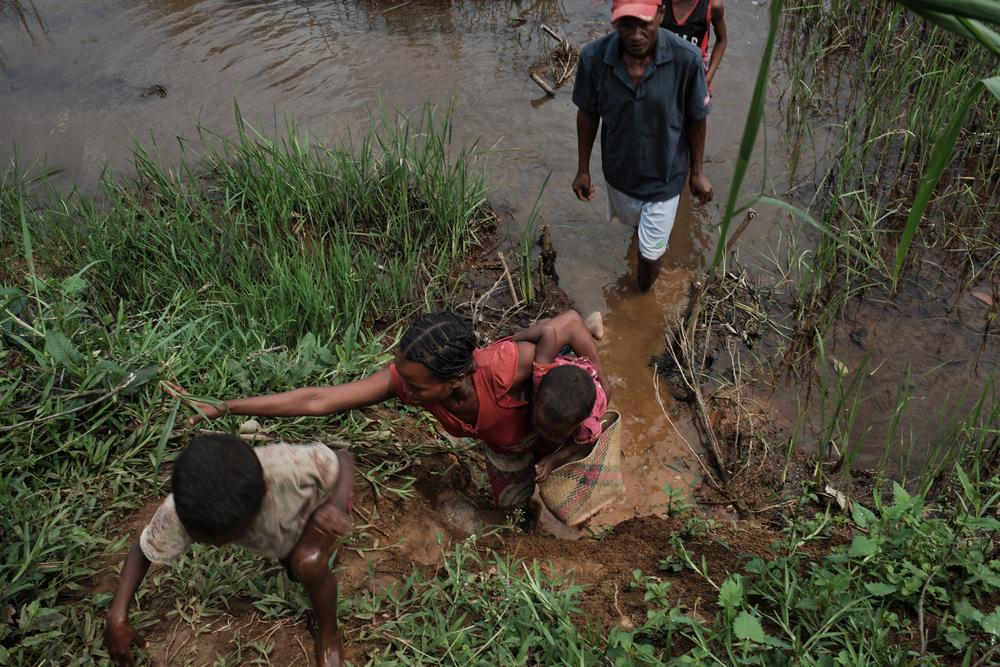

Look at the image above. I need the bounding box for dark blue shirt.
[572,29,711,202]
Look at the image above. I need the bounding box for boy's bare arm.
[105,544,152,666]
[308,451,356,537]
[707,0,728,85]
[180,367,396,425]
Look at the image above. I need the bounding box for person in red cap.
[572,0,713,291]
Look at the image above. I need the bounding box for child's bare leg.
[289,529,344,667]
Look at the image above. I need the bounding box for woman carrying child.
[180,310,608,512]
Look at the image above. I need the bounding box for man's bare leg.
[637,256,661,292]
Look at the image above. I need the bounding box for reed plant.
[713,0,999,348]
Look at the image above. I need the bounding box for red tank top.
[389,339,537,453]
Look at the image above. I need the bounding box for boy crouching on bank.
[105,434,354,667]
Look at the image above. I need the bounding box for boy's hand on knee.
[105,620,146,666]
[312,504,352,537]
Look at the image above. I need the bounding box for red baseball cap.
[611,0,662,22]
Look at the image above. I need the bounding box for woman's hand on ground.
[105,620,146,666]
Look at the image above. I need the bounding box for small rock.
[238,419,262,434]
[850,327,868,346]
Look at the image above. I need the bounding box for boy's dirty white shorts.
[606,184,680,261]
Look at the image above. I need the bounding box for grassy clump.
[11,103,490,345]
[357,537,600,665]
[0,105,490,663]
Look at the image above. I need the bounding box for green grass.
[336,466,1000,666]
[9,102,490,347]
[358,536,601,665]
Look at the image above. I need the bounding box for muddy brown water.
[4,0,993,529]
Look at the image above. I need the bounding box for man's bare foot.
[584,311,604,340]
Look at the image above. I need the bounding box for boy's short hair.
[536,365,597,427]
[172,434,265,538]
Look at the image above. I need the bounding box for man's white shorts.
[606,184,680,261]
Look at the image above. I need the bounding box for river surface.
[0,0,838,522]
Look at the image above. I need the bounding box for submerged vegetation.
[712,0,999,355]
[778,0,1000,344]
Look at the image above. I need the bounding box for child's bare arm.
[512,318,561,364]
[105,545,151,666]
[309,451,356,537]
[535,442,594,482]
[176,368,396,426]
[707,0,728,85]
[547,311,611,401]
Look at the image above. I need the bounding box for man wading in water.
[572,0,713,291]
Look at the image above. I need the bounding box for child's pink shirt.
[531,355,607,444]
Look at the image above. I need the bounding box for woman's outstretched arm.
[174,367,396,425]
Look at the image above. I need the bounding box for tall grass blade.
[899,0,1000,26]
[709,0,784,274]
[19,204,35,280]
[892,76,1000,284]
[155,399,180,474]
[751,195,879,270]
[913,9,1000,55]
[958,16,1000,56]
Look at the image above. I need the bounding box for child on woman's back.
[104,434,355,667]
[512,310,609,482]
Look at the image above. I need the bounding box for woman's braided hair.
[398,312,477,379]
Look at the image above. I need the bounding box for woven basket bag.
[538,410,625,526]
